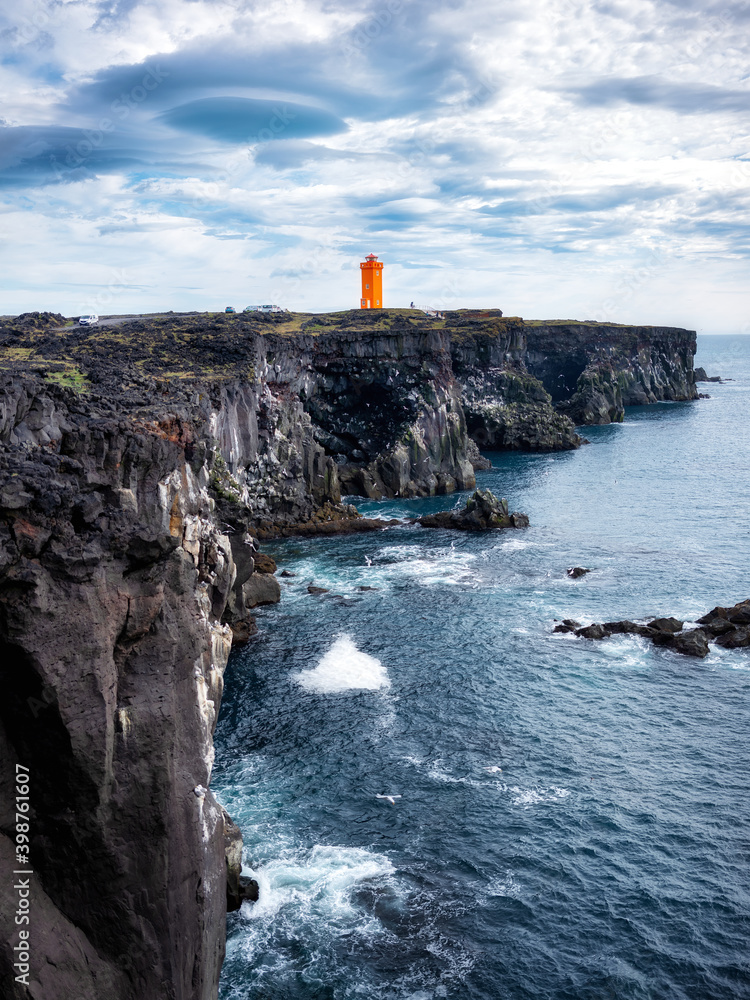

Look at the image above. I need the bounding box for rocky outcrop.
[306,325,476,498]
[693,367,723,383]
[0,377,238,1000]
[523,323,698,425]
[418,488,529,531]
[557,599,750,658]
[449,316,582,450]
[447,315,697,441]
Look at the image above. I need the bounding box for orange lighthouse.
[360,253,383,309]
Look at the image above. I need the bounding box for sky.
[1,0,749,331]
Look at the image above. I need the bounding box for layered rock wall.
[523,323,698,424]
[0,377,236,1000]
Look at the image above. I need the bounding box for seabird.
[376,794,402,805]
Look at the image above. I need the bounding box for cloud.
[157,97,348,144]
[253,140,373,170]
[0,123,208,188]
[562,76,750,115]
[479,184,682,218]
[1,0,749,331]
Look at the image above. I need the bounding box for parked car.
[225,306,236,313]
[78,314,99,325]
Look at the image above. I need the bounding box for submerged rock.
[418,489,529,531]
[567,566,590,579]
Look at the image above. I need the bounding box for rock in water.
[229,616,258,645]
[242,573,282,608]
[671,630,710,658]
[575,623,608,639]
[715,627,750,649]
[418,489,529,531]
[563,600,750,658]
[649,617,683,633]
[252,551,277,574]
[693,367,723,383]
[567,567,590,579]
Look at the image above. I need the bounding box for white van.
[79,315,99,325]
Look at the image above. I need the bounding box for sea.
[213,334,750,1000]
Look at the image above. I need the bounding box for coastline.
[0,309,701,999]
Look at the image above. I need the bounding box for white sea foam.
[293,634,390,693]
[505,784,571,807]
[374,544,478,587]
[500,537,533,551]
[484,873,523,899]
[240,844,395,928]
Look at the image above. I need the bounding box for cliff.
[448,314,582,450]
[0,308,698,1000]
[523,322,698,424]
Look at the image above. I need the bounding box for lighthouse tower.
[360,253,383,309]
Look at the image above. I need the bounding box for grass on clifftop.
[0,309,666,394]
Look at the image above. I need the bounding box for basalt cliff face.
[0,376,236,1000]
[522,322,698,424]
[450,316,698,443]
[0,309,698,1000]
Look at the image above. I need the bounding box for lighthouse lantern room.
[360,253,383,309]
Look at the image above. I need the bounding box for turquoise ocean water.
[214,335,750,1000]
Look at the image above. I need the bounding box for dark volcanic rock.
[646,627,711,657]
[602,620,657,638]
[229,616,258,645]
[700,618,737,637]
[450,320,582,450]
[0,380,239,1000]
[693,367,722,382]
[649,617,683,633]
[715,627,750,649]
[252,551,277,574]
[523,323,697,426]
[565,600,750,659]
[697,599,750,625]
[242,572,282,608]
[576,623,608,639]
[237,876,260,905]
[671,629,710,658]
[418,489,528,531]
[567,566,590,579]
[307,585,329,594]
